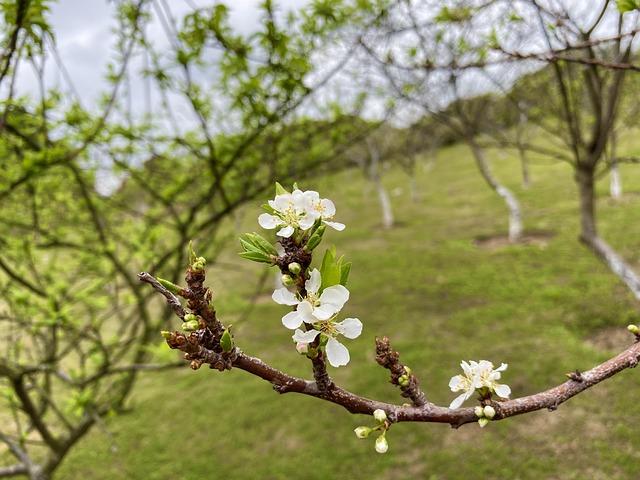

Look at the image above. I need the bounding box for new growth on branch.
[139,182,640,454]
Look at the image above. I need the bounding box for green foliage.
[617,0,640,12]
[239,233,278,264]
[319,246,351,289]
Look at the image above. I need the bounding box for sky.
[17,0,309,107]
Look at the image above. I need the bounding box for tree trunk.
[467,138,523,242]
[610,160,622,200]
[518,146,530,189]
[376,179,394,229]
[576,164,640,299]
[366,139,394,229]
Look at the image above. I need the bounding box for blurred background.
[2,0,640,478]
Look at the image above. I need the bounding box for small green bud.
[192,260,205,272]
[373,409,387,423]
[281,274,295,287]
[478,417,490,428]
[160,330,172,339]
[184,313,198,323]
[628,324,640,334]
[474,406,484,418]
[375,433,389,454]
[182,319,200,331]
[398,374,409,387]
[483,405,496,419]
[220,329,233,353]
[404,366,412,375]
[288,262,302,275]
[354,426,372,439]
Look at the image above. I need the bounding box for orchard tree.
[0,1,382,478]
[358,1,527,242]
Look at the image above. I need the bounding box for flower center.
[316,320,338,337]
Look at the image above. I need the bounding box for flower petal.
[318,284,349,309]
[448,375,464,392]
[335,318,362,339]
[305,269,321,295]
[320,198,336,217]
[292,328,320,343]
[449,393,467,410]
[282,311,304,329]
[272,194,293,212]
[277,225,295,238]
[325,337,350,367]
[272,288,298,306]
[493,383,511,399]
[258,213,280,229]
[312,303,340,321]
[323,220,345,231]
[297,300,317,323]
[298,215,316,230]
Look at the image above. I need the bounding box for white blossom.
[302,190,345,231]
[258,189,314,238]
[448,360,511,409]
[272,268,350,328]
[272,268,361,367]
[258,187,345,237]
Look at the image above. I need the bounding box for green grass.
[58,141,640,479]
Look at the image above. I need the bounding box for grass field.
[58,139,640,479]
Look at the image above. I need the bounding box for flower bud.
[288,262,302,275]
[375,434,389,454]
[628,324,640,334]
[483,405,496,419]
[354,426,372,439]
[398,374,409,387]
[184,313,198,323]
[220,329,233,353]
[478,417,489,428]
[474,406,484,418]
[404,366,412,375]
[160,330,172,339]
[373,409,387,423]
[182,319,200,331]
[295,342,309,354]
[281,274,295,287]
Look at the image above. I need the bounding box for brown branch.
[375,336,427,407]
[138,272,185,320]
[141,270,640,429]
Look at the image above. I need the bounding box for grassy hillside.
[58,138,640,479]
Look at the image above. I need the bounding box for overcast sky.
[17,0,308,106]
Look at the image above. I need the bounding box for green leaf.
[238,250,273,263]
[320,246,341,290]
[220,328,234,352]
[339,261,351,286]
[247,232,278,256]
[275,181,289,195]
[617,0,640,12]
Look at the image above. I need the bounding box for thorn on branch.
[566,370,583,382]
[375,336,427,407]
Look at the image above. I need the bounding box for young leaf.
[238,250,273,263]
[275,181,289,195]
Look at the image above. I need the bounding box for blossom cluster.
[258,188,345,238]
[259,186,360,368]
[448,360,511,410]
[272,268,362,367]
